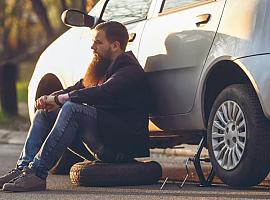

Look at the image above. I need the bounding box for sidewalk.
[0,129,28,145]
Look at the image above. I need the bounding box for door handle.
[196,14,211,27]
[128,33,136,42]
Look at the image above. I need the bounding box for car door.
[138,0,226,116]
[72,0,154,82]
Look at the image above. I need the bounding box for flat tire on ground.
[70,160,162,186]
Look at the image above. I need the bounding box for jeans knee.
[62,100,75,107]
[61,102,96,117]
[61,101,76,112]
[34,109,47,119]
[35,109,59,121]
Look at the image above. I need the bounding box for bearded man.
[0,21,150,192]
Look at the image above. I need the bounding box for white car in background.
[28,0,270,187]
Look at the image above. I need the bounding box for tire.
[70,160,162,186]
[207,84,270,187]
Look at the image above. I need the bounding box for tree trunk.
[1,1,23,60]
[0,62,18,116]
[31,0,54,39]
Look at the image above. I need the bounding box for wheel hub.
[211,100,247,170]
[224,121,238,148]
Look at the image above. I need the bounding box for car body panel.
[197,0,270,124]
[147,0,270,131]
[211,0,270,58]
[234,55,270,118]
[138,0,226,118]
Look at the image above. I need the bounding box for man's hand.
[44,95,60,112]
[35,95,48,110]
[35,95,60,112]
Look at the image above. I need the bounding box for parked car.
[28,0,270,187]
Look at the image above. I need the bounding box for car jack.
[160,134,215,190]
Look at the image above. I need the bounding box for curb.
[0,129,27,145]
[150,146,208,157]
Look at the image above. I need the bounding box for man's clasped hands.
[35,95,59,112]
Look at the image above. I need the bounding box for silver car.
[28,0,270,187]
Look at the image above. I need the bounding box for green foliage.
[0,110,7,124]
[16,59,36,103]
[17,81,29,103]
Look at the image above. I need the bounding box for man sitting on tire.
[0,21,150,192]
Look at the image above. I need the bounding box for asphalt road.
[1,144,270,200]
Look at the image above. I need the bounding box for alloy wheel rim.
[211,100,247,170]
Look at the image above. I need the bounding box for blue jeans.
[16,101,129,179]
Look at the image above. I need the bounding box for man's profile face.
[91,30,112,60]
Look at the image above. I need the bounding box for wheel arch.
[35,73,63,99]
[202,60,255,127]
[28,73,63,121]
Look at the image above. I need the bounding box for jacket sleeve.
[68,66,140,105]
[50,79,84,96]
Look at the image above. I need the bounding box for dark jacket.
[52,51,150,157]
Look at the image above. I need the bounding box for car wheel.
[207,84,270,187]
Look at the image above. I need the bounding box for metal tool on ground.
[160,134,215,189]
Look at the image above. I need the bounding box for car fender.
[234,54,270,119]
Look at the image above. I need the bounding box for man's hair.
[82,55,111,88]
[95,21,129,51]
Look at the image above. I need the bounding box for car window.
[162,0,210,12]
[102,0,152,24]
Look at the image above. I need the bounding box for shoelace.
[8,168,31,183]
[7,169,19,174]
[0,169,18,179]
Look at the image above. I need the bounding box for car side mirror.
[61,9,96,28]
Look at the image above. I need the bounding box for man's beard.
[82,55,111,88]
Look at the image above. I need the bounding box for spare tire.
[70,160,162,186]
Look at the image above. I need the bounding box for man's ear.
[111,41,121,51]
